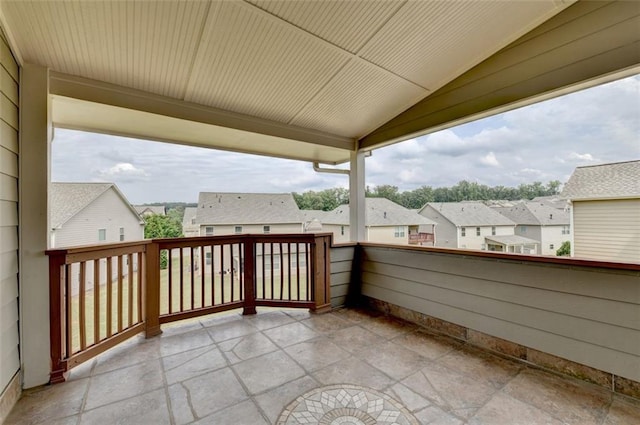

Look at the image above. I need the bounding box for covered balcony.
[0,0,639,424]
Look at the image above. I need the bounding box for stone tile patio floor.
[6,307,640,424]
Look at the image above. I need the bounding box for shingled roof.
[195,192,303,225]
[493,201,569,226]
[51,182,141,228]
[318,198,436,227]
[561,160,640,201]
[421,202,514,226]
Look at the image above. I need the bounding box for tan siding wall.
[0,33,19,394]
[367,226,408,245]
[330,245,353,307]
[573,200,640,263]
[540,225,569,256]
[199,223,303,236]
[52,188,144,248]
[360,245,640,381]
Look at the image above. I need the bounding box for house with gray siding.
[561,160,640,263]
[493,201,570,255]
[50,183,144,248]
[419,202,519,251]
[134,205,166,217]
[182,206,199,237]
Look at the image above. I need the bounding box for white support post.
[349,150,366,242]
[19,64,52,388]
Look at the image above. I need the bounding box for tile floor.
[5,307,640,424]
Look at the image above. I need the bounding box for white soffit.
[52,95,351,165]
[1,0,573,155]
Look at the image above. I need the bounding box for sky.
[52,74,640,204]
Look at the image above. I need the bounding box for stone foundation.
[364,296,639,400]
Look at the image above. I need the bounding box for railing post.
[145,242,162,337]
[242,238,257,315]
[311,235,332,314]
[49,252,67,383]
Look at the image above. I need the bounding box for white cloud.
[567,152,595,161]
[98,162,148,178]
[478,152,500,167]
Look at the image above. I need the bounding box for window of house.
[550,244,555,250]
[263,225,270,234]
[520,226,527,233]
[98,228,106,241]
[562,225,570,235]
[119,227,124,242]
[340,226,344,236]
[394,226,405,237]
[205,226,214,236]
[461,227,466,237]
[235,226,242,234]
[491,226,496,236]
[191,218,196,225]
[205,251,212,265]
[476,227,481,236]
[264,254,281,269]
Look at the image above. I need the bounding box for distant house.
[419,202,525,252]
[50,183,144,248]
[561,160,640,263]
[182,206,199,237]
[493,201,570,255]
[134,205,166,217]
[305,198,436,245]
[195,192,303,236]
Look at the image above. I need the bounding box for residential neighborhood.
[49,159,640,264]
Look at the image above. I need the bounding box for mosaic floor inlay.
[276,384,420,425]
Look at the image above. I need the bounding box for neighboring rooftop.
[561,160,640,201]
[421,202,514,226]
[134,205,166,216]
[319,198,436,227]
[196,192,302,225]
[493,201,570,226]
[485,235,540,246]
[50,182,140,228]
[182,207,198,227]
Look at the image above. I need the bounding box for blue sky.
[52,75,639,204]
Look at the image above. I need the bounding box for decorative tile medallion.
[277,384,420,425]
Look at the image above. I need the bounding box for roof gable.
[51,182,142,228]
[422,202,514,226]
[561,160,640,201]
[317,198,436,227]
[494,201,569,226]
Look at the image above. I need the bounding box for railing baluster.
[279,243,284,300]
[296,243,301,301]
[79,261,86,351]
[190,246,195,310]
[65,264,73,358]
[261,242,265,299]
[93,259,100,344]
[167,248,173,314]
[240,242,244,300]
[200,246,205,308]
[306,243,311,301]
[209,245,214,306]
[287,243,292,301]
[230,244,235,302]
[220,243,225,303]
[270,243,274,300]
[117,256,124,333]
[106,258,113,338]
[137,252,143,323]
[128,253,134,328]
[179,248,184,312]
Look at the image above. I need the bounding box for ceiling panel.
[360,0,564,91]
[247,0,402,53]
[185,1,351,123]
[291,58,427,138]
[2,0,208,98]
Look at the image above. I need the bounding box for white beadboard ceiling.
[0,0,573,163]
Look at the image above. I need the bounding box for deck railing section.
[47,241,150,384]
[47,234,332,383]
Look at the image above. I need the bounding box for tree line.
[293,180,562,211]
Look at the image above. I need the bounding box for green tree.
[144,214,182,269]
[556,241,571,256]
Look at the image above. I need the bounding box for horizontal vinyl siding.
[53,188,144,248]
[360,245,640,381]
[329,245,354,308]
[573,200,640,263]
[0,32,18,394]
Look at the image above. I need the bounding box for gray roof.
[51,182,141,228]
[134,205,166,215]
[485,235,539,246]
[196,192,302,225]
[421,202,514,226]
[493,201,569,226]
[319,198,436,227]
[561,160,640,200]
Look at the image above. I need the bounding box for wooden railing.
[47,233,332,383]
